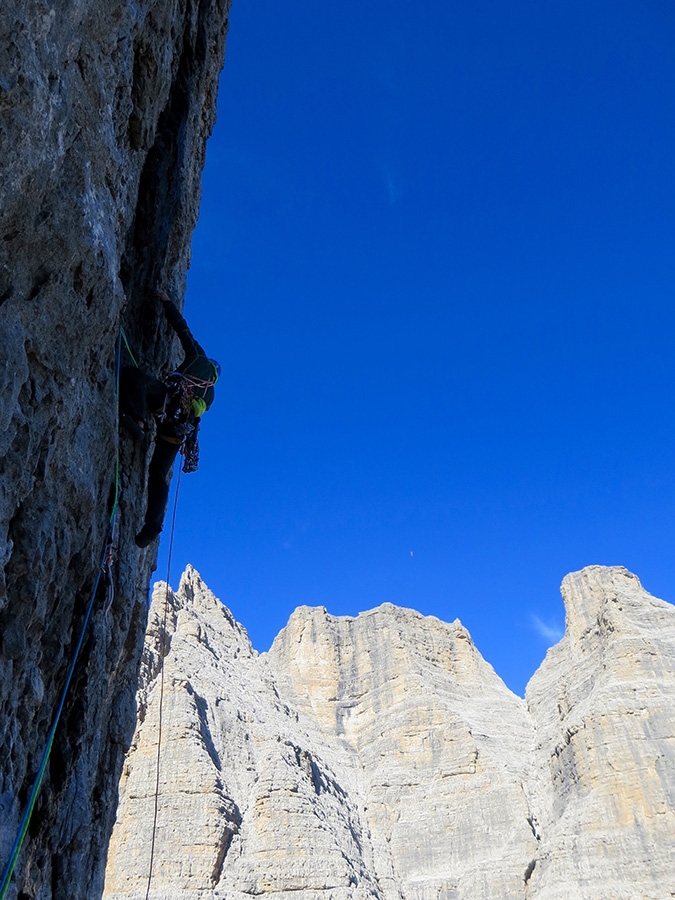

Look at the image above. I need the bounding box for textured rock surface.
[0,2,229,898]
[525,566,675,899]
[268,603,539,900]
[104,568,381,900]
[104,564,675,900]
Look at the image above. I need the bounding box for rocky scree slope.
[0,1,230,898]
[104,565,675,900]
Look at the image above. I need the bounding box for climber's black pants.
[144,437,181,536]
[120,366,167,423]
[121,366,180,537]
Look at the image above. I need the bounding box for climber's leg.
[135,437,181,548]
[120,367,166,438]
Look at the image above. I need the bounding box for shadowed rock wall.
[0,1,230,897]
[104,565,675,900]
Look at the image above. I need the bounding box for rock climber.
[120,289,219,548]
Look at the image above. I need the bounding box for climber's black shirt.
[163,299,216,410]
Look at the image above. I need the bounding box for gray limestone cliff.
[0,1,230,898]
[104,565,675,900]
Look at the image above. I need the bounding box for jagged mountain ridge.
[104,565,675,900]
[0,2,230,897]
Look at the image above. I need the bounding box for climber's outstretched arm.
[157,290,206,359]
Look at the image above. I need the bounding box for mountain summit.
[104,565,675,900]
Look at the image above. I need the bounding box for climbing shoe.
[135,525,160,548]
[121,413,147,440]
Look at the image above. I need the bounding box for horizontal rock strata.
[104,565,675,900]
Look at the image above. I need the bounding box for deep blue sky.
[157,0,675,695]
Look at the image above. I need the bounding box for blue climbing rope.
[0,325,125,899]
[0,542,113,899]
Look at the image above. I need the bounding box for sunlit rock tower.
[0,1,230,897]
[105,565,675,900]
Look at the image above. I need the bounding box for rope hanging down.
[1,305,198,898]
[0,327,124,900]
[120,322,139,368]
[144,457,182,900]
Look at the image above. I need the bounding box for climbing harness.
[144,462,182,900]
[158,372,188,424]
[158,370,215,473]
[0,325,125,900]
[161,371,215,420]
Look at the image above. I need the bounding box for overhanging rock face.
[104,565,675,900]
[0,2,230,897]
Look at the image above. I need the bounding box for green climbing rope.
[121,325,139,369]
[0,324,126,899]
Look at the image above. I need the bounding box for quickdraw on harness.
[182,420,200,474]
